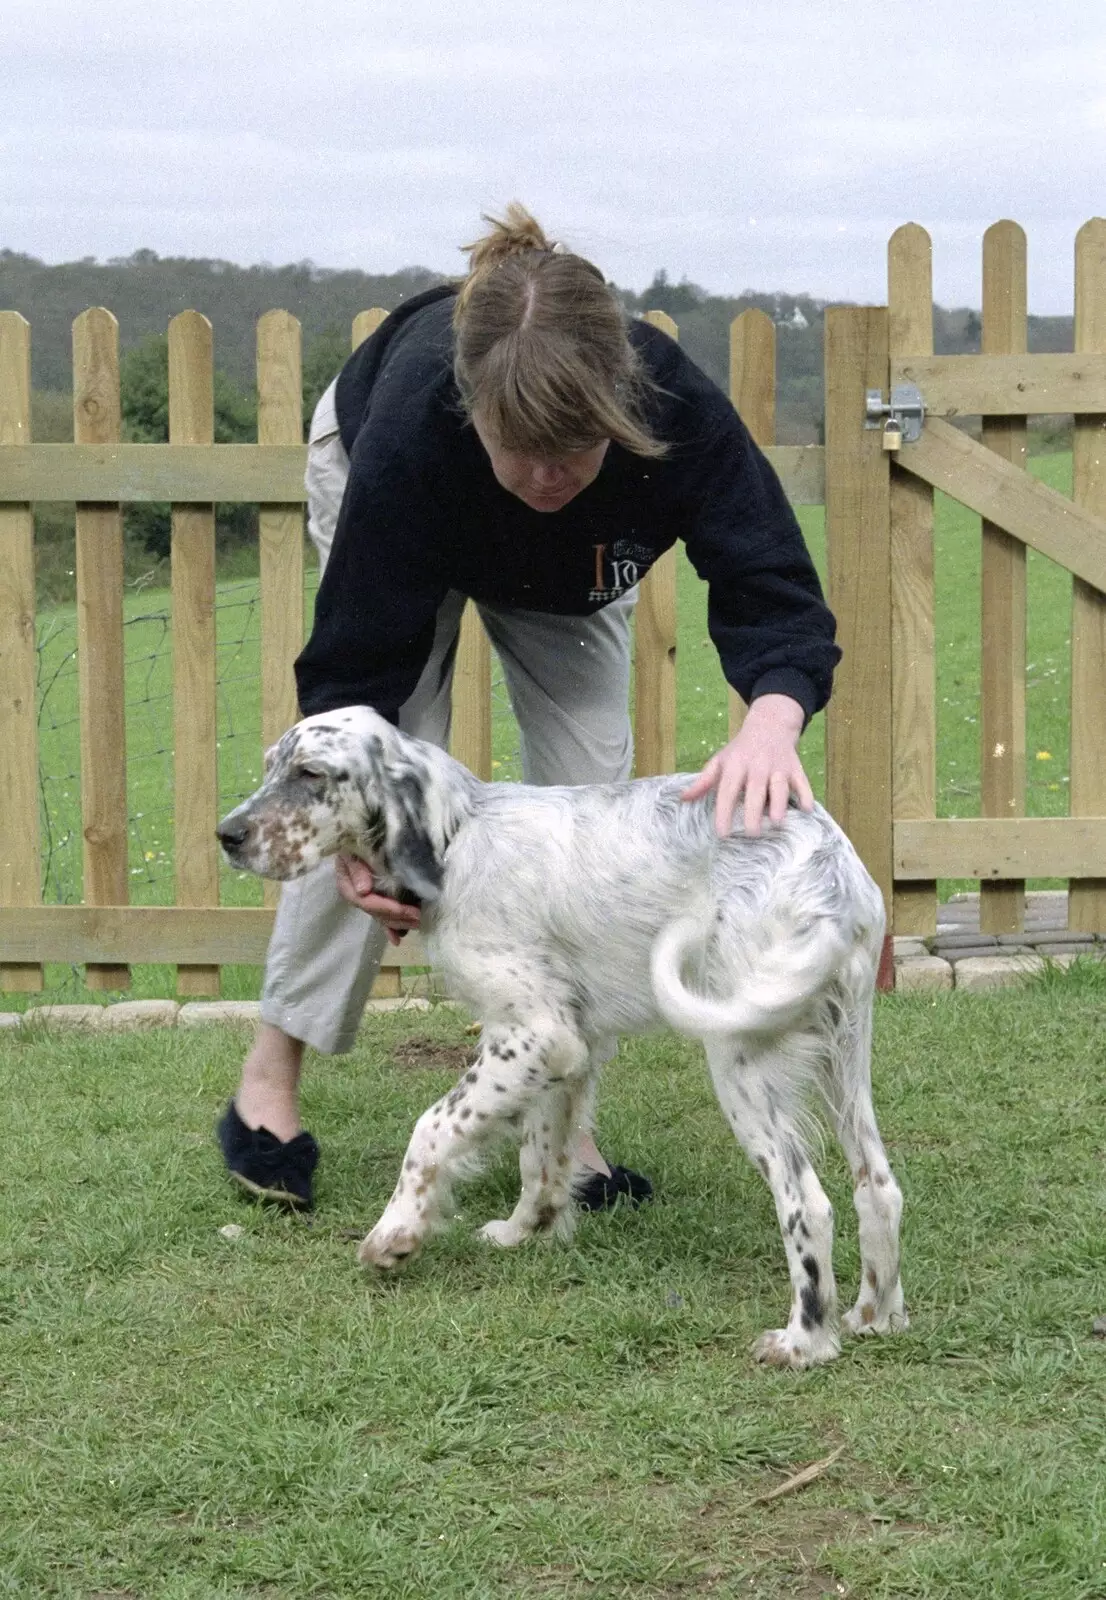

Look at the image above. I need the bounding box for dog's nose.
[216,818,249,851]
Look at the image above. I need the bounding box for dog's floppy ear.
[380,757,445,904]
[388,820,444,903]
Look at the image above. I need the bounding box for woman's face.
[472,413,609,513]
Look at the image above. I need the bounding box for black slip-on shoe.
[216,1100,319,1210]
[574,1164,654,1213]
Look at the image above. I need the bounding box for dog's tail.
[650,910,850,1038]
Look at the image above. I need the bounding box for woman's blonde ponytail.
[452,203,666,460]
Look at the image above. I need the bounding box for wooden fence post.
[74,308,130,988]
[257,311,304,912]
[170,311,220,996]
[728,308,776,740]
[888,224,937,938]
[352,308,388,353]
[979,220,1028,933]
[824,307,894,961]
[634,310,679,776]
[730,306,776,446]
[450,611,493,781]
[1069,217,1106,931]
[0,312,43,991]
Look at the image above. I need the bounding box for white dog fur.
[218,705,906,1368]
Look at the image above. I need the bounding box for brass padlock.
[881,417,903,452]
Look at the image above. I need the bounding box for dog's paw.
[477,1218,531,1248]
[357,1225,422,1270]
[843,1284,909,1337]
[753,1326,841,1370]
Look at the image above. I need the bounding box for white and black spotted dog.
[217,705,906,1368]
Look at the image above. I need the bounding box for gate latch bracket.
[865,382,925,446]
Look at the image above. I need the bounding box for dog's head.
[216,706,466,902]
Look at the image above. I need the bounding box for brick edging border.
[893,939,1104,992]
[0,995,439,1032]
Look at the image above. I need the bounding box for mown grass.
[10,450,1076,1010]
[2,962,1105,1598]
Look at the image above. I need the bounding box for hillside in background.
[2,247,1076,445]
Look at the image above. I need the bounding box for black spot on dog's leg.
[800,1255,824,1329]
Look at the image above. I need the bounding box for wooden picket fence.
[0,299,823,996]
[2,218,1105,997]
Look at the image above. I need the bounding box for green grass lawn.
[2,970,1105,1598]
[11,451,1077,1008]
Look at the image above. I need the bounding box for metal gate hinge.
[865,383,925,444]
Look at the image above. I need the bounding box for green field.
[2,979,1104,1598]
[13,451,1076,1007]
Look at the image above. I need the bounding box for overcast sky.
[3,0,1103,313]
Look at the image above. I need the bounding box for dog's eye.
[297,765,328,781]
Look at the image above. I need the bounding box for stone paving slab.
[99,999,181,1030]
[954,954,1045,991]
[178,1001,262,1028]
[895,956,953,992]
[1023,943,1104,958]
[22,1004,106,1029]
[933,930,1001,950]
[943,945,1013,964]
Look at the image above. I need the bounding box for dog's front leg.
[478,1075,590,1248]
[358,1018,587,1269]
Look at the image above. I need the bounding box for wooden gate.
[826,219,1106,937]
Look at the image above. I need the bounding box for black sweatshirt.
[295,285,840,726]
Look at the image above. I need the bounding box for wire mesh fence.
[35,562,525,914]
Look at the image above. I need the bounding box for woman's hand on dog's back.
[681,692,814,839]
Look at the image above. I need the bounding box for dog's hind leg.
[358,1016,588,1269]
[817,988,907,1337]
[706,1038,842,1369]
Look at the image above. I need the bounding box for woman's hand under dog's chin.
[334,852,421,945]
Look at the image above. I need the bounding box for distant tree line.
[2,246,1076,451]
[5,247,1076,604]
[1,248,443,394]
